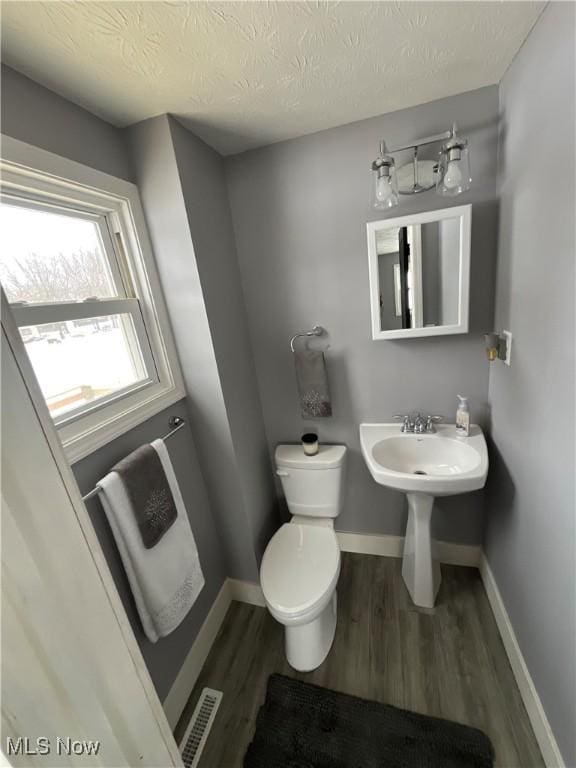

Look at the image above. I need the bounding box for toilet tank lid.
[275,444,347,470]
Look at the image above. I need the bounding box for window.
[1,139,184,462]
[1,201,157,422]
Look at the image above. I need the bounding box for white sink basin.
[360,423,488,495]
[359,422,489,608]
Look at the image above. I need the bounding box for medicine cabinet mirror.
[366,204,471,340]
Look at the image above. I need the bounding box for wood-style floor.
[175,553,543,768]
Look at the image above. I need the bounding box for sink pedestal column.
[402,493,441,608]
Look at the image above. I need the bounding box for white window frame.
[0,135,185,463]
[3,195,159,426]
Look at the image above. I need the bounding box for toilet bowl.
[260,444,347,671]
[261,522,341,670]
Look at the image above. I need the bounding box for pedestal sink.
[359,423,488,608]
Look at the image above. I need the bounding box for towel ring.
[290,326,325,352]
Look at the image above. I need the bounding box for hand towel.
[113,444,177,549]
[294,348,332,418]
[98,439,205,642]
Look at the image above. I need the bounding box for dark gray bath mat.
[244,674,494,768]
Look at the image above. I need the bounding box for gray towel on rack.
[98,439,205,642]
[294,349,332,418]
[113,444,177,548]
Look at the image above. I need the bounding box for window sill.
[61,382,186,464]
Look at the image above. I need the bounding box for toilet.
[260,444,347,671]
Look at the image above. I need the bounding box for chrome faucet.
[393,413,443,433]
[394,414,415,433]
[414,414,428,433]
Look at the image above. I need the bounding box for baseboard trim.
[337,531,480,567]
[163,579,232,730]
[337,530,404,557]
[479,555,564,768]
[435,539,481,567]
[163,577,266,730]
[228,578,265,606]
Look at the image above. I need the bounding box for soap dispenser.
[455,396,470,437]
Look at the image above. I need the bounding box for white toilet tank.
[275,444,347,518]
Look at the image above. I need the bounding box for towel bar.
[81,416,186,502]
[290,325,325,352]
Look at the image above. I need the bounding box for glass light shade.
[436,142,471,197]
[371,160,399,209]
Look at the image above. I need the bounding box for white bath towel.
[98,439,205,642]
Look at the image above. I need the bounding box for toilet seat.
[260,523,340,621]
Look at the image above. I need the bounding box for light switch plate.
[500,330,512,366]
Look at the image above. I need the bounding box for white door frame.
[1,298,182,767]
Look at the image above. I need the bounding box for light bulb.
[371,144,398,208]
[376,175,394,202]
[437,126,472,197]
[444,159,463,189]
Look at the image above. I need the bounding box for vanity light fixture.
[371,123,472,209]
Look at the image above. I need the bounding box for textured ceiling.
[1,1,545,155]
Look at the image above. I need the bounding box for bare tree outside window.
[0,202,147,418]
[0,202,117,304]
[0,249,113,304]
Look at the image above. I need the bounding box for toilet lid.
[260,524,340,617]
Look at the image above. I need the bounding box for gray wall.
[484,4,576,763]
[0,71,229,702]
[75,402,227,701]
[1,65,133,182]
[226,86,499,544]
[127,115,277,582]
[169,118,278,565]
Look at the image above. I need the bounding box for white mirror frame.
[366,204,471,340]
